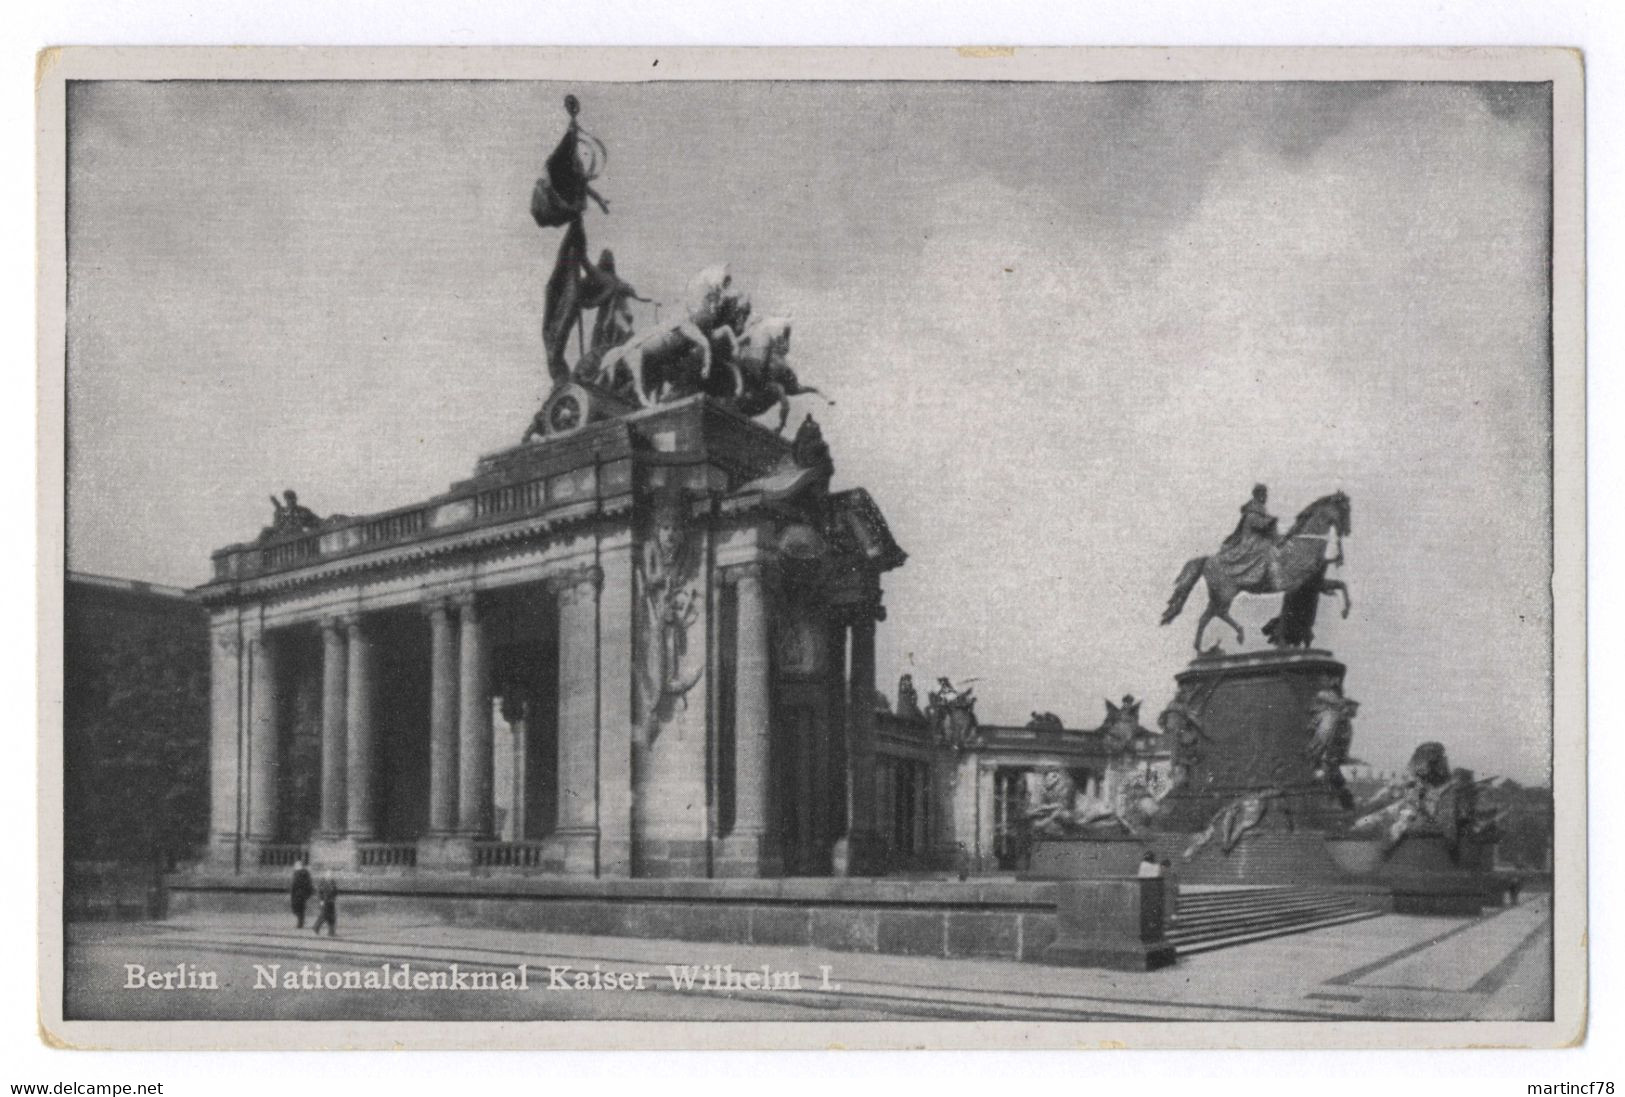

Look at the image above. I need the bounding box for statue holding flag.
[525,94,829,438]
[535,95,616,386]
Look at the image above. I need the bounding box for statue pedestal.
[1147,648,1358,885]
[1158,647,1354,833]
[1026,833,1152,879]
[1328,834,1500,914]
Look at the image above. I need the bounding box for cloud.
[63,80,1555,781]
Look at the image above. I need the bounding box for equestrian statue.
[1160,484,1353,651]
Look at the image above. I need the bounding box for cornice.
[196,497,632,608]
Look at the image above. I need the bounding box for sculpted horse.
[725,317,831,432]
[1160,491,1352,651]
[595,264,745,406]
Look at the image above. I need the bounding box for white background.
[9,1,1618,1091]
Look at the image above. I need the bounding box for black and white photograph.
[37,47,1585,1050]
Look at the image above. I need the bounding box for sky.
[64,79,1554,783]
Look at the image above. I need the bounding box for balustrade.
[474,479,548,519]
[256,844,309,869]
[356,842,418,869]
[472,841,550,870]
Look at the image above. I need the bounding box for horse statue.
[725,317,831,432]
[1160,490,1353,651]
[594,264,746,407]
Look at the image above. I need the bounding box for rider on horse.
[1215,484,1281,588]
[1161,487,1352,651]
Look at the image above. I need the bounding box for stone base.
[201,835,247,875]
[1153,830,1350,885]
[415,834,477,871]
[1389,884,1488,916]
[1333,834,1499,916]
[598,838,633,879]
[1024,834,1153,879]
[714,831,784,878]
[308,834,358,872]
[548,828,601,877]
[632,838,710,878]
[830,830,883,877]
[167,873,1071,966]
[1042,878,1176,971]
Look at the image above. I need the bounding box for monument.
[192,98,905,881]
[1136,486,1360,882]
[1330,741,1508,913]
[1020,486,1359,883]
[1011,476,1511,918]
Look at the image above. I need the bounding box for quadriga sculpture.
[727,317,830,433]
[594,264,746,406]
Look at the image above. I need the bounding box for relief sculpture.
[635,490,705,744]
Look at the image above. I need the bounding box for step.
[1172,898,1374,926]
[1168,905,1373,945]
[1169,910,1372,947]
[1175,892,1362,914]
[1176,887,1300,905]
[1174,908,1385,956]
[1162,884,1387,954]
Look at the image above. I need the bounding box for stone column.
[976,763,997,872]
[816,624,846,866]
[717,561,780,876]
[426,598,460,835]
[597,543,636,877]
[953,751,981,872]
[552,565,602,875]
[835,613,879,875]
[317,618,348,836]
[344,617,378,839]
[456,594,493,837]
[246,629,281,843]
[206,628,244,872]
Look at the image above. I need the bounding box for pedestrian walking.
[311,873,339,937]
[289,860,314,929]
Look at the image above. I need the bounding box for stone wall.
[168,875,1066,963]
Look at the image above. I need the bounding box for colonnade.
[222,594,497,851]
[206,555,878,878]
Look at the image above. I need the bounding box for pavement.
[63,893,1551,1022]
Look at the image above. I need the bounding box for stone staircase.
[1167,884,1385,956]
[1152,831,1350,885]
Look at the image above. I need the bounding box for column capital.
[212,630,242,656]
[422,595,457,620]
[547,564,603,601]
[319,614,349,637]
[452,590,482,618]
[341,613,368,639]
